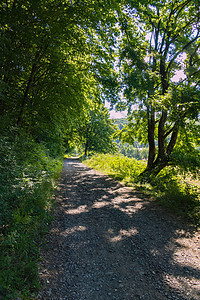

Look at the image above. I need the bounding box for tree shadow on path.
[39,158,200,300]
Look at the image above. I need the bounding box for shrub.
[151,167,200,226]
[0,132,63,298]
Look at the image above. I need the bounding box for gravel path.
[38,158,200,299]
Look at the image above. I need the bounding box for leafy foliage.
[1,0,200,297]
[0,132,63,298]
[0,0,121,147]
[0,1,123,297]
[117,142,148,160]
[66,105,117,155]
[115,0,200,178]
[113,117,149,159]
[149,167,200,226]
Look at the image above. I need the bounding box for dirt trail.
[38,158,200,299]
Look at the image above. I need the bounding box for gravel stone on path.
[38,158,200,300]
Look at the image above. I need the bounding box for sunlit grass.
[83,153,146,183]
[151,167,200,226]
[83,154,200,226]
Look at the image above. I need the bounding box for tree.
[116,0,200,179]
[0,0,121,154]
[66,104,117,155]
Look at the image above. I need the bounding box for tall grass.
[83,154,200,226]
[0,133,63,299]
[150,168,200,225]
[83,153,146,182]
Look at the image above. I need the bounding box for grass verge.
[83,153,200,227]
[0,133,63,299]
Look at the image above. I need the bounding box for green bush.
[0,132,63,299]
[150,167,200,226]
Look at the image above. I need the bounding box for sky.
[105,100,127,119]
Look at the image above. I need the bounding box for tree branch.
[167,30,200,74]
[166,125,179,155]
[164,123,177,139]
[171,14,199,44]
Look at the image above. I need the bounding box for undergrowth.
[83,153,146,181]
[83,153,200,226]
[150,168,200,226]
[0,132,63,299]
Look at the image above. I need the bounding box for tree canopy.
[66,104,117,155]
[0,0,120,154]
[116,0,200,178]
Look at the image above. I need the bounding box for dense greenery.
[0,0,120,144]
[83,154,200,226]
[83,153,146,181]
[0,132,63,298]
[66,105,117,155]
[0,0,120,298]
[113,118,128,130]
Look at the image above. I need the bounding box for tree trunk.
[166,126,179,155]
[147,106,156,168]
[16,63,37,127]
[157,110,168,160]
[140,158,169,182]
[84,125,89,156]
[84,140,88,156]
[140,125,179,182]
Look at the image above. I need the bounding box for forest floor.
[37,158,200,300]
